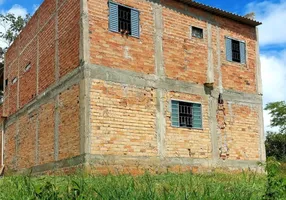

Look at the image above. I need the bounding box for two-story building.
[0,0,265,174]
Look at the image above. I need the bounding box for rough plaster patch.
[123,46,133,60]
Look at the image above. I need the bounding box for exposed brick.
[58,84,80,160]
[90,80,158,157]
[88,0,155,74]
[38,101,55,165]
[4,123,17,171]
[58,0,80,77]
[39,17,56,94]
[19,39,37,108]
[18,113,37,169]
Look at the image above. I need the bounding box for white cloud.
[32,4,40,14]
[246,0,286,47]
[246,1,286,132]
[261,52,286,132]
[0,5,28,49]
[5,4,28,17]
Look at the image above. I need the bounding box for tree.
[0,13,31,48]
[0,13,30,94]
[265,101,286,161]
[265,101,286,134]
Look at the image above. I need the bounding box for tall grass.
[0,171,269,200]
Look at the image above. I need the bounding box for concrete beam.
[89,63,263,106]
[17,153,263,175]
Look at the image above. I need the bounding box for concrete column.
[255,28,266,162]
[153,3,166,158]
[54,95,59,161]
[216,26,223,93]
[35,109,39,165]
[207,23,214,84]
[55,0,60,82]
[36,14,40,95]
[79,0,91,155]
[209,94,219,162]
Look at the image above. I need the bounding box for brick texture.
[162,7,208,84]
[4,0,80,116]
[165,92,211,158]
[221,103,260,160]
[58,0,80,78]
[4,123,16,171]
[90,80,158,157]
[2,0,263,174]
[39,17,56,93]
[88,0,155,74]
[58,85,80,160]
[38,101,55,165]
[18,112,37,169]
[19,39,37,108]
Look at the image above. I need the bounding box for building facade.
[0,0,265,174]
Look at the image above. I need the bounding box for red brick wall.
[165,92,212,158]
[38,101,55,165]
[4,0,80,117]
[4,123,16,170]
[58,85,80,160]
[88,0,155,74]
[19,39,37,108]
[88,0,258,94]
[58,0,80,78]
[218,18,257,94]
[222,103,260,160]
[162,7,208,84]
[39,17,56,94]
[3,84,80,171]
[90,80,158,157]
[18,112,37,169]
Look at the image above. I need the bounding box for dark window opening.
[192,27,203,39]
[12,77,18,85]
[118,5,131,35]
[232,40,241,62]
[179,102,193,128]
[25,63,31,72]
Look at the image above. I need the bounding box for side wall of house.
[3,0,82,172]
[87,0,264,173]
[4,84,80,171]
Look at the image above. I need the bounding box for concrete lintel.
[5,66,84,128]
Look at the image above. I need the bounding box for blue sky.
[0,0,286,132]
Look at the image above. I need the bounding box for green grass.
[0,171,271,200]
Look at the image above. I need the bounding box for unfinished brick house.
[0,0,265,174]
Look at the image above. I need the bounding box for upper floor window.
[109,2,140,38]
[171,100,202,129]
[192,26,203,39]
[226,37,246,64]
